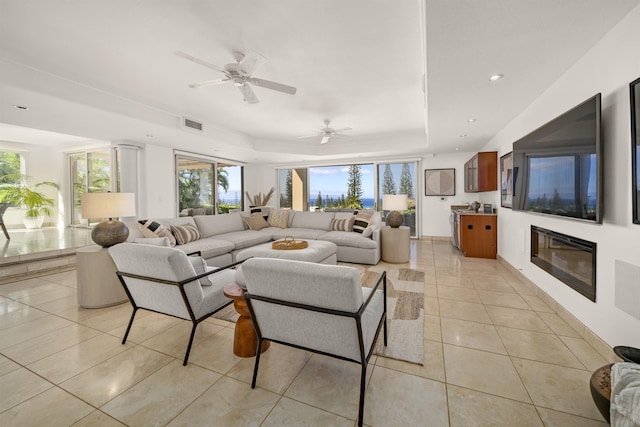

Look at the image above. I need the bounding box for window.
[0,151,23,183]
[176,154,243,216]
[69,150,111,226]
[378,162,418,237]
[278,161,419,237]
[309,164,375,211]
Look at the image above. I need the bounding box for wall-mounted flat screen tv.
[512,93,602,223]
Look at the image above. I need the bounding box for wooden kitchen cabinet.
[464,151,498,192]
[459,213,497,259]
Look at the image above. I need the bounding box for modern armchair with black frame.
[108,242,242,365]
[241,257,387,427]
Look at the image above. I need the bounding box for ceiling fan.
[298,120,352,144]
[175,50,297,104]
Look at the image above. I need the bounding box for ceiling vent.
[180,116,205,133]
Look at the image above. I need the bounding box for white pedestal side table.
[76,245,128,308]
[381,226,410,263]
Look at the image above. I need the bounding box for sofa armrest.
[371,226,381,244]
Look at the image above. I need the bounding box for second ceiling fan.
[299,120,352,144]
[175,50,297,104]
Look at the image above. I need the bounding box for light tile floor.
[0,240,611,426]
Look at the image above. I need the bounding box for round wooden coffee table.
[223,282,269,357]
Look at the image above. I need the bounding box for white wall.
[420,152,498,238]
[479,4,640,348]
[137,144,176,219]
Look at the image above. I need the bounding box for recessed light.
[14,105,29,110]
[489,74,504,82]
[467,118,477,123]
[455,147,460,151]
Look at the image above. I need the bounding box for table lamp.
[81,192,136,247]
[383,194,408,228]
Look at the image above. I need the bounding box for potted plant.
[0,174,59,229]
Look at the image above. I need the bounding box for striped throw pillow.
[330,216,355,232]
[138,220,176,246]
[352,210,373,234]
[171,223,201,245]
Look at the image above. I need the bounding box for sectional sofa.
[124,210,382,265]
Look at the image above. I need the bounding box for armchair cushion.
[242,258,385,361]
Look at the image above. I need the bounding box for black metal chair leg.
[183,323,198,366]
[383,314,388,346]
[0,223,9,240]
[358,363,367,427]
[122,308,139,344]
[251,338,264,388]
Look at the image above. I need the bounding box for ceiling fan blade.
[297,133,320,139]
[332,127,352,133]
[188,78,230,88]
[248,77,297,95]
[320,135,331,144]
[238,84,259,104]
[174,51,225,74]
[238,51,267,76]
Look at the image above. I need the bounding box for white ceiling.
[0,0,638,165]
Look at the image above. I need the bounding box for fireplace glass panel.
[531,226,596,302]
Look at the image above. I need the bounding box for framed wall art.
[424,168,455,196]
[500,152,513,208]
[632,77,640,224]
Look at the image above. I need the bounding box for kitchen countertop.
[453,209,497,216]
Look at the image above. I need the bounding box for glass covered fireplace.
[530,226,596,302]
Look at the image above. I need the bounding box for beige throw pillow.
[170,223,201,245]
[268,209,290,228]
[330,216,355,232]
[242,213,269,231]
[138,220,177,246]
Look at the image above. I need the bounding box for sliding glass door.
[377,162,418,237]
[69,150,111,226]
[176,154,243,216]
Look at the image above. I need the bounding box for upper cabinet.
[464,151,497,192]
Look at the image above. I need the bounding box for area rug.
[362,266,425,365]
[214,265,425,365]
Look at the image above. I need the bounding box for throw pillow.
[188,256,212,286]
[330,216,355,232]
[138,220,177,246]
[170,223,201,245]
[353,210,373,234]
[242,213,269,231]
[268,209,290,229]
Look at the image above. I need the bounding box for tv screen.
[512,93,602,223]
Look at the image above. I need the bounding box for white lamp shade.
[382,194,408,211]
[81,192,136,219]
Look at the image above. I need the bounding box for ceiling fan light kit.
[176,50,297,104]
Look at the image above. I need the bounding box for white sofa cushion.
[318,231,377,249]
[194,213,245,238]
[269,227,327,240]
[290,211,335,230]
[214,230,272,249]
